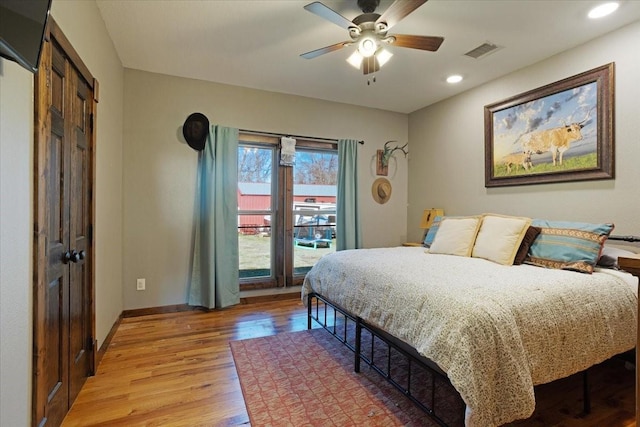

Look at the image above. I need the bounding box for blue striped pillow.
[525,220,614,273]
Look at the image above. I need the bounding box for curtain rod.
[239,128,364,145]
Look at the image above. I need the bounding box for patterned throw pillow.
[525,220,614,274]
[422,216,443,247]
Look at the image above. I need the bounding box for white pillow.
[428,216,482,257]
[472,214,532,265]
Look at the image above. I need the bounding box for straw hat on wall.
[371,178,392,204]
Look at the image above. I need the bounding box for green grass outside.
[239,234,335,278]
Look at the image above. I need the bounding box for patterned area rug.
[229,328,464,426]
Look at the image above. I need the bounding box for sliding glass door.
[238,134,337,290]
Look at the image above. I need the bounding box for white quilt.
[301,247,637,426]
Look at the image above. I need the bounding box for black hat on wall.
[183,112,210,151]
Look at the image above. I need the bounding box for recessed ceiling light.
[446,75,463,84]
[588,2,619,19]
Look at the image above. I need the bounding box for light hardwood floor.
[62,298,636,426]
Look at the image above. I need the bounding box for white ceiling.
[96,0,640,114]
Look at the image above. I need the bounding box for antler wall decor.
[376,140,408,176]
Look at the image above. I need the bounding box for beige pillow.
[428,216,482,257]
[472,214,532,265]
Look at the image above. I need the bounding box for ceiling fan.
[300,0,444,75]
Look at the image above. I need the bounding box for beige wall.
[407,21,640,243]
[0,1,124,424]
[122,69,408,309]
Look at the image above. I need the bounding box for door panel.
[40,40,71,426]
[69,71,91,402]
[291,149,337,280]
[238,144,277,288]
[44,277,66,408]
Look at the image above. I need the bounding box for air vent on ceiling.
[464,42,501,59]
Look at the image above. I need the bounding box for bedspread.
[301,247,637,426]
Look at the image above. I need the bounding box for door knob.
[71,250,86,262]
[70,250,82,263]
[63,250,85,264]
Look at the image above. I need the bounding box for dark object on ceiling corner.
[183,112,209,151]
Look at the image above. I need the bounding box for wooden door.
[33,20,96,427]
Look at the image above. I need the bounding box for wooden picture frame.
[484,63,614,187]
[376,149,388,176]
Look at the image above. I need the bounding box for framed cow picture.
[484,63,614,187]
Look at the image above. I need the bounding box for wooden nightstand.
[402,242,423,247]
[618,254,640,419]
[619,253,640,277]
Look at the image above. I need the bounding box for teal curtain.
[188,125,240,309]
[336,139,362,250]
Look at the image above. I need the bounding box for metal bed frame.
[308,291,465,426]
[307,291,595,427]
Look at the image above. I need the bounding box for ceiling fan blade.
[362,56,380,75]
[376,0,428,30]
[390,34,444,51]
[304,2,354,30]
[300,41,350,59]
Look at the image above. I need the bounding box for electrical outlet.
[136,278,146,291]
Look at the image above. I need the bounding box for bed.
[301,214,638,427]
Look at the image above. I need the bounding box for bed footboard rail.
[307,292,466,427]
[307,291,360,357]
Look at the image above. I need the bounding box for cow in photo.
[499,151,532,174]
[520,112,590,166]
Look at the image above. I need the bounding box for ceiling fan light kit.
[376,48,393,66]
[346,51,364,68]
[346,47,392,71]
[358,35,378,57]
[301,0,444,75]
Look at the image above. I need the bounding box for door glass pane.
[293,149,338,275]
[238,145,274,279]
